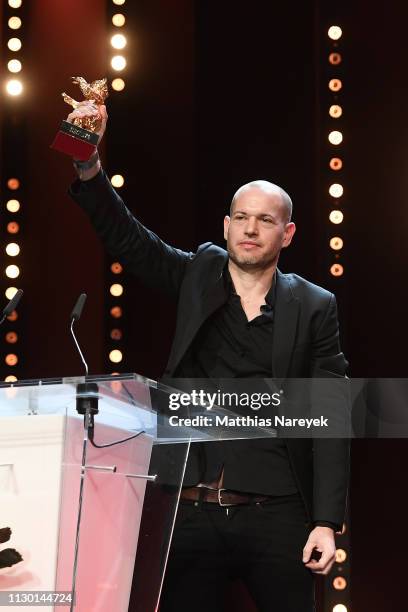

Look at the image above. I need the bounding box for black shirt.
[175,267,298,496]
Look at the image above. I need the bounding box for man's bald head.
[230,180,293,223]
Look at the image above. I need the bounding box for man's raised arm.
[66,102,193,299]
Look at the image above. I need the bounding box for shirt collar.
[223,265,276,307]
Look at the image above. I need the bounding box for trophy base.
[50,120,99,161]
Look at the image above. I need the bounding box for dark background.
[1,1,408,610]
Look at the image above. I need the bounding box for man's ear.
[224,215,230,241]
[282,222,296,248]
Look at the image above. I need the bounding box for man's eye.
[235,215,245,220]
[262,218,273,223]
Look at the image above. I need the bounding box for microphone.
[0,289,23,325]
[70,293,89,375]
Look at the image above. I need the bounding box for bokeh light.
[6,199,20,212]
[111,174,124,187]
[6,265,20,279]
[329,79,342,92]
[330,263,344,277]
[112,78,125,91]
[328,131,343,145]
[328,26,342,41]
[330,237,343,251]
[329,183,344,198]
[110,283,124,297]
[7,59,22,73]
[109,349,123,363]
[111,34,127,49]
[112,13,126,27]
[6,243,20,257]
[329,210,344,224]
[329,104,342,118]
[7,37,22,51]
[329,157,343,171]
[8,16,22,29]
[111,55,127,71]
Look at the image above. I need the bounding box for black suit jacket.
[69,170,350,529]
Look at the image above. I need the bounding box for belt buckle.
[217,488,233,507]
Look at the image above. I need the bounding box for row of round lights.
[5,0,24,97]
[4,177,22,382]
[327,25,345,279]
[327,28,349,612]
[109,174,126,366]
[107,2,128,369]
[110,0,128,93]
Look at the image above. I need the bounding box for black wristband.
[73,150,99,171]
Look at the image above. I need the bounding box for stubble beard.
[227,244,278,271]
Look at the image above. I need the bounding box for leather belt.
[180,486,270,507]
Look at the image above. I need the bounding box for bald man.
[68,103,349,612]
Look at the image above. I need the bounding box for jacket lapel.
[272,270,300,384]
[167,253,228,375]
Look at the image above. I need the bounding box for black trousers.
[159,493,315,612]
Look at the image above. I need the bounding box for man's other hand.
[302,526,336,575]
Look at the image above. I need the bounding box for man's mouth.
[238,241,261,249]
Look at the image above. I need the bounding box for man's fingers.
[302,541,314,563]
[304,549,335,573]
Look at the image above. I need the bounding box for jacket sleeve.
[68,169,193,300]
[311,293,350,530]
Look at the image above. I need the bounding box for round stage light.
[112,0,126,5]
[6,243,20,257]
[111,55,127,71]
[328,130,343,145]
[329,104,342,118]
[110,283,124,297]
[329,210,344,224]
[112,13,126,27]
[328,26,342,41]
[110,306,122,318]
[6,79,23,96]
[5,375,18,383]
[330,157,343,170]
[329,79,342,92]
[7,37,22,51]
[6,332,18,344]
[111,262,123,274]
[7,59,22,73]
[111,174,124,187]
[112,78,125,91]
[6,199,20,212]
[330,263,344,277]
[5,353,18,366]
[333,576,347,590]
[7,178,20,190]
[5,287,18,300]
[335,548,347,563]
[7,310,18,322]
[109,349,123,363]
[8,0,23,7]
[330,237,343,251]
[6,265,20,279]
[329,52,342,65]
[329,183,343,198]
[110,328,123,340]
[8,16,22,29]
[111,34,127,49]
[7,222,20,234]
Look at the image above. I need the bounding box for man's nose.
[244,217,259,235]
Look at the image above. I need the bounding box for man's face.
[224,187,296,270]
